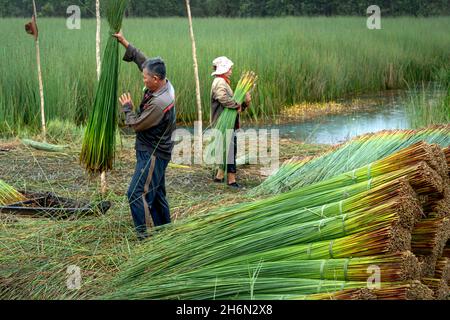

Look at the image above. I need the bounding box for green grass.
[1,17,450,135]
[404,82,450,129]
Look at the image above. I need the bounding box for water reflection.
[251,102,409,144]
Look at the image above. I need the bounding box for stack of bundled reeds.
[0,179,25,206]
[102,133,450,300]
[251,126,450,196]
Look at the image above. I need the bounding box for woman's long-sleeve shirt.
[210,77,247,129]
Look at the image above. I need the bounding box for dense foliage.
[2,0,449,17]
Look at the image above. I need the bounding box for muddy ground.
[0,137,327,221]
[0,136,328,299]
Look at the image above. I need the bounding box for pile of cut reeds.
[0,179,25,206]
[102,133,450,300]
[251,126,450,196]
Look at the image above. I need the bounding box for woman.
[210,56,251,189]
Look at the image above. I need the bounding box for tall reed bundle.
[444,147,450,176]
[307,281,434,300]
[110,159,435,288]
[105,253,421,300]
[233,71,257,104]
[412,217,450,257]
[80,0,127,173]
[112,171,426,284]
[104,134,447,300]
[443,242,450,259]
[212,72,257,181]
[105,277,373,300]
[412,216,450,277]
[252,126,450,196]
[429,144,448,178]
[0,179,25,205]
[212,108,238,177]
[421,277,449,299]
[126,252,419,287]
[111,224,410,293]
[434,258,450,284]
[423,199,450,218]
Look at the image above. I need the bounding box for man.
[113,31,176,240]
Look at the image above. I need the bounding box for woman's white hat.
[211,56,234,76]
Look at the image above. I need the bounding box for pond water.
[178,89,441,145]
[248,97,410,145]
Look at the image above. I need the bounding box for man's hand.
[119,93,134,112]
[112,30,129,48]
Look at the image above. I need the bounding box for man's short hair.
[143,57,166,80]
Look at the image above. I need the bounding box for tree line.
[1,0,449,17]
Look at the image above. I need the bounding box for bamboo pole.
[32,0,46,142]
[185,0,203,164]
[96,0,107,196]
[96,0,101,81]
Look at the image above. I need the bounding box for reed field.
[1,16,450,136]
[1,12,450,300]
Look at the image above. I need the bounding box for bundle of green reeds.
[443,243,450,259]
[412,216,450,277]
[109,148,442,288]
[212,71,257,180]
[251,126,450,196]
[0,179,25,205]
[80,0,127,173]
[421,277,449,299]
[233,71,257,104]
[433,258,450,284]
[114,170,427,281]
[308,281,434,300]
[103,137,448,300]
[444,147,450,174]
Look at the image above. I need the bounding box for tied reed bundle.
[80,0,127,174]
[212,71,257,181]
[0,179,26,205]
[252,126,450,196]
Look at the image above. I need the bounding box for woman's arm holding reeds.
[214,80,241,110]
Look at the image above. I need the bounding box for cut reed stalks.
[412,216,450,277]
[112,224,411,289]
[434,258,450,284]
[307,280,434,300]
[80,0,127,174]
[0,179,26,205]
[212,71,257,182]
[252,126,450,196]
[421,277,449,299]
[112,163,433,284]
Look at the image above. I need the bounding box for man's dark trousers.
[127,150,170,238]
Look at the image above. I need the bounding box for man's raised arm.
[113,31,147,72]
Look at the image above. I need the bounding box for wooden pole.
[95,0,107,196]
[185,0,203,164]
[32,0,46,142]
[95,0,101,81]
